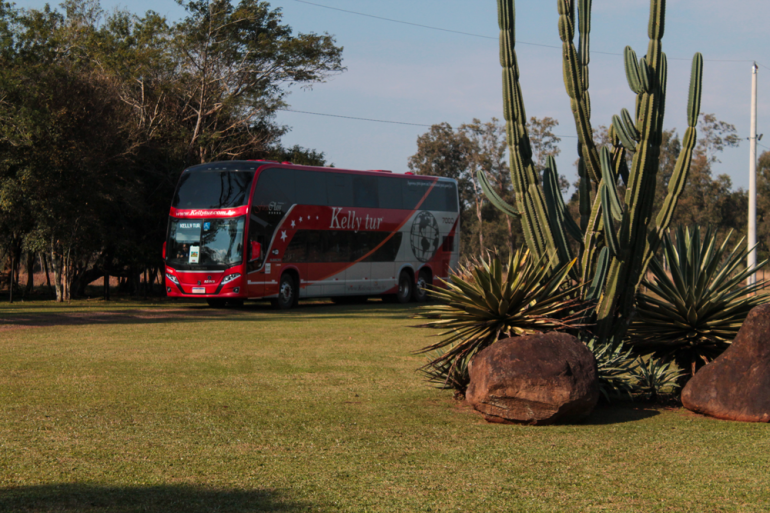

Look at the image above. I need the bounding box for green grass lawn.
[0,298,768,512]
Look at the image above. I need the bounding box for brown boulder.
[682,303,770,423]
[466,333,599,425]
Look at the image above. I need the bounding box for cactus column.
[489,0,703,344]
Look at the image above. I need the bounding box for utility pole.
[748,62,758,286]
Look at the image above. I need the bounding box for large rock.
[682,304,770,423]
[466,333,599,425]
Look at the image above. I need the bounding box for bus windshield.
[166,217,245,270]
[173,169,255,209]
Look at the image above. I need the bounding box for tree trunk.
[51,239,64,302]
[103,250,111,301]
[25,251,34,296]
[471,178,484,254]
[40,252,53,296]
[13,250,20,288]
[475,197,484,254]
[63,246,73,302]
[8,251,14,304]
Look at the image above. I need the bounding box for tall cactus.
[487,0,703,343]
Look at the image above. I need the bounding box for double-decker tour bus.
[163,161,460,309]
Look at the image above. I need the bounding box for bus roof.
[182,160,457,183]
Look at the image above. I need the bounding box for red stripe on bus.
[301,178,438,288]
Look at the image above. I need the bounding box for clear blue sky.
[15,0,770,192]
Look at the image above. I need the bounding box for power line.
[294,0,573,52]
[294,0,497,41]
[278,108,432,127]
[294,0,758,64]
[278,107,579,138]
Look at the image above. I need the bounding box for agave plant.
[420,347,471,399]
[630,357,684,401]
[416,248,586,394]
[584,337,638,401]
[629,226,770,376]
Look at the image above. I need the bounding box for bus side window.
[327,173,353,207]
[378,177,403,210]
[284,231,308,263]
[350,232,374,261]
[306,231,323,262]
[363,232,402,262]
[403,180,428,210]
[353,176,378,208]
[295,170,328,206]
[444,182,459,212]
[322,231,351,262]
[252,168,295,210]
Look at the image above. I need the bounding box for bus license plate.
[192,287,206,294]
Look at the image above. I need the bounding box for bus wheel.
[413,270,430,303]
[396,271,412,304]
[273,274,296,310]
[207,298,226,308]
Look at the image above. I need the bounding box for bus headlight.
[222,273,241,284]
[166,273,180,285]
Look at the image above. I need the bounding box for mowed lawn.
[0,299,768,512]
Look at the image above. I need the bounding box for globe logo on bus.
[410,211,440,263]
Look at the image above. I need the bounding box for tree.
[567,114,743,249]
[408,122,473,209]
[0,0,343,300]
[528,117,562,171]
[460,118,508,252]
[756,151,770,260]
[667,114,743,240]
[0,59,137,300]
[264,144,328,166]
[410,117,560,260]
[169,0,344,164]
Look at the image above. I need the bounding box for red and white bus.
[163,161,460,308]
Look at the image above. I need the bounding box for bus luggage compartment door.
[344,261,372,295]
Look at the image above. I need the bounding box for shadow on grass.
[0,308,236,331]
[0,300,421,330]
[582,403,661,425]
[0,483,311,512]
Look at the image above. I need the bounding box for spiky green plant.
[485,0,704,345]
[585,337,637,401]
[416,249,585,393]
[420,347,470,398]
[628,226,770,376]
[630,357,684,401]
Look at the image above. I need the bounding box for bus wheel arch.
[413,267,432,303]
[395,267,414,304]
[273,270,299,309]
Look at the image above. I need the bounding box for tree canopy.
[0,0,343,300]
[409,117,561,260]
[410,114,747,263]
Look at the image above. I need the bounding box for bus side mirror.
[162,241,167,260]
[249,241,261,262]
